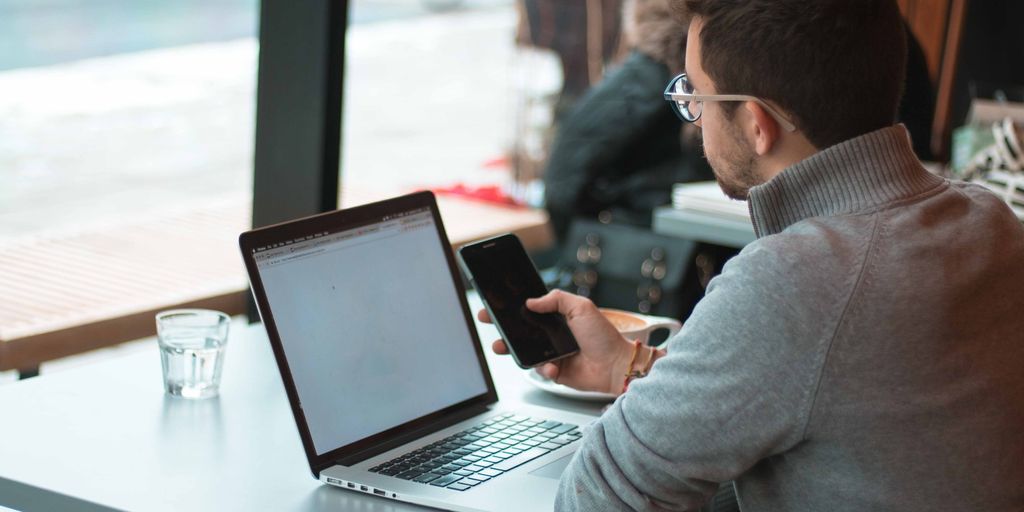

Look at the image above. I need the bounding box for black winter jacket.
[542,50,713,243]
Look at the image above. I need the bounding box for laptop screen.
[251,206,489,456]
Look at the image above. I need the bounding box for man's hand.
[478,290,635,395]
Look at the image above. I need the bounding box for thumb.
[525,289,569,315]
[537,362,560,381]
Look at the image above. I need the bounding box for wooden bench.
[0,202,251,377]
[0,195,551,378]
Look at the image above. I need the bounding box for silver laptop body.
[239,192,594,512]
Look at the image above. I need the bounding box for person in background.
[542,0,712,244]
[482,0,1024,509]
[540,6,936,247]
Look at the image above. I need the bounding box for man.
[482,0,1024,510]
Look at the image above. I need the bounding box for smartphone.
[458,234,580,369]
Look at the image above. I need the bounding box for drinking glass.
[156,309,230,399]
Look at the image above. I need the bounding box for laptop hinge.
[333,403,493,467]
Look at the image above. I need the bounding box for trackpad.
[528,454,574,480]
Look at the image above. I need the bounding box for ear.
[743,101,779,155]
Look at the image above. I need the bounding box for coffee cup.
[599,308,682,347]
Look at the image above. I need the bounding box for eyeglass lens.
[673,75,701,122]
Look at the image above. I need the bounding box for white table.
[0,296,604,512]
[652,206,755,248]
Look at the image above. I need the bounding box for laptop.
[239,191,595,512]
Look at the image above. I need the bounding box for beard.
[704,122,759,200]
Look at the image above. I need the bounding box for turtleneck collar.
[747,125,945,238]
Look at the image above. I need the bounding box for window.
[341,0,559,206]
[0,0,259,241]
[0,0,259,378]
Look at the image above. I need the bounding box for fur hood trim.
[622,0,688,73]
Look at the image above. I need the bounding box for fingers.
[476,308,492,323]
[491,339,508,355]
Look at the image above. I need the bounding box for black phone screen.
[459,234,579,368]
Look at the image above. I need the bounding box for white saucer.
[524,369,617,402]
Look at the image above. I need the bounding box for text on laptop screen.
[253,208,488,455]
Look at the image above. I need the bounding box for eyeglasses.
[663,73,797,132]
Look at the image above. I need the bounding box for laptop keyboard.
[368,413,582,491]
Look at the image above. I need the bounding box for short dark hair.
[683,0,907,149]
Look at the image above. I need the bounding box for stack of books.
[671,181,750,222]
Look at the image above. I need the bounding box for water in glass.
[156,309,229,399]
[159,334,226,398]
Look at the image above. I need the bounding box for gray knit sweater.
[556,126,1024,511]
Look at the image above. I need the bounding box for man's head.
[679,0,907,199]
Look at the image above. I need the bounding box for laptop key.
[538,442,561,450]
[454,469,474,477]
[479,468,504,477]
[467,474,490,482]
[414,472,444,483]
[537,420,562,430]
[550,423,577,434]
[492,447,551,471]
[550,434,578,445]
[429,474,463,487]
[459,478,481,487]
[396,470,423,480]
[447,483,472,491]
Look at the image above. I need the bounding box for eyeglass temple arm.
[664,92,797,133]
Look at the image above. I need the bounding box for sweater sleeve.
[555,235,860,511]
